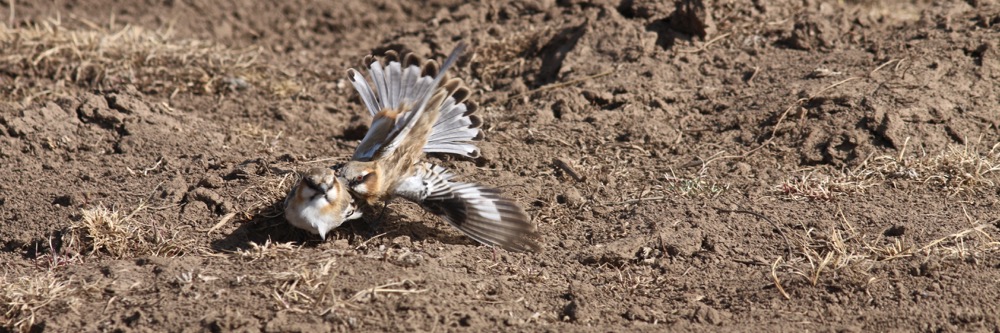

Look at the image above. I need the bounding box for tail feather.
[369,62,389,111]
[348,69,381,116]
[397,164,540,253]
[400,62,419,106]
[348,50,439,118]
[426,142,480,157]
[433,100,481,130]
[428,132,482,147]
[348,46,483,159]
[425,98,482,158]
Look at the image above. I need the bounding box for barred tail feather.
[386,61,402,108]
[369,62,389,109]
[424,95,483,158]
[347,49,442,116]
[421,142,480,157]
[347,44,466,160]
[348,69,381,116]
[348,44,483,159]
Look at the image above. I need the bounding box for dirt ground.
[2,0,1000,331]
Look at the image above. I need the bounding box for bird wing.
[393,163,541,253]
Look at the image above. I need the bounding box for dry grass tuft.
[269,255,343,314]
[663,173,729,199]
[67,203,185,258]
[606,153,730,206]
[0,18,298,103]
[348,280,425,303]
[236,240,302,262]
[771,207,1000,297]
[227,123,285,154]
[231,241,331,315]
[776,169,878,201]
[662,154,730,199]
[669,152,733,198]
[776,142,1000,200]
[868,142,1000,193]
[1,273,79,333]
[257,245,425,314]
[778,218,881,288]
[233,172,295,222]
[916,207,1000,258]
[607,171,728,206]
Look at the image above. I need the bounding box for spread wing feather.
[393,163,541,253]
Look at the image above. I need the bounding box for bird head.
[339,161,378,198]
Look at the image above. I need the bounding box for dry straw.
[67,203,186,258]
[1,17,297,104]
[777,140,1000,201]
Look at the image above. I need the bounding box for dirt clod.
[670,0,716,39]
[184,188,232,215]
[558,187,585,206]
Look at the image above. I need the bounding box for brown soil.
[3,0,1000,331]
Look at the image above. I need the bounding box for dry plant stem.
[771,257,791,300]
[919,221,998,253]
[7,0,13,29]
[349,281,425,302]
[679,33,731,53]
[746,66,760,86]
[870,58,901,76]
[354,232,388,250]
[607,196,667,206]
[552,158,586,181]
[205,212,237,234]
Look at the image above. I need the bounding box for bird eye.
[355,175,364,183]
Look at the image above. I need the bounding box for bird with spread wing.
[336,43,541,253]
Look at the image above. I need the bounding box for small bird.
[283,167,362,240]
[339,43,541,252]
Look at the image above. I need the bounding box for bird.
[338,43,541,253]
[283,166,363,240]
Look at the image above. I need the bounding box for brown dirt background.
[3,0,1000,331]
